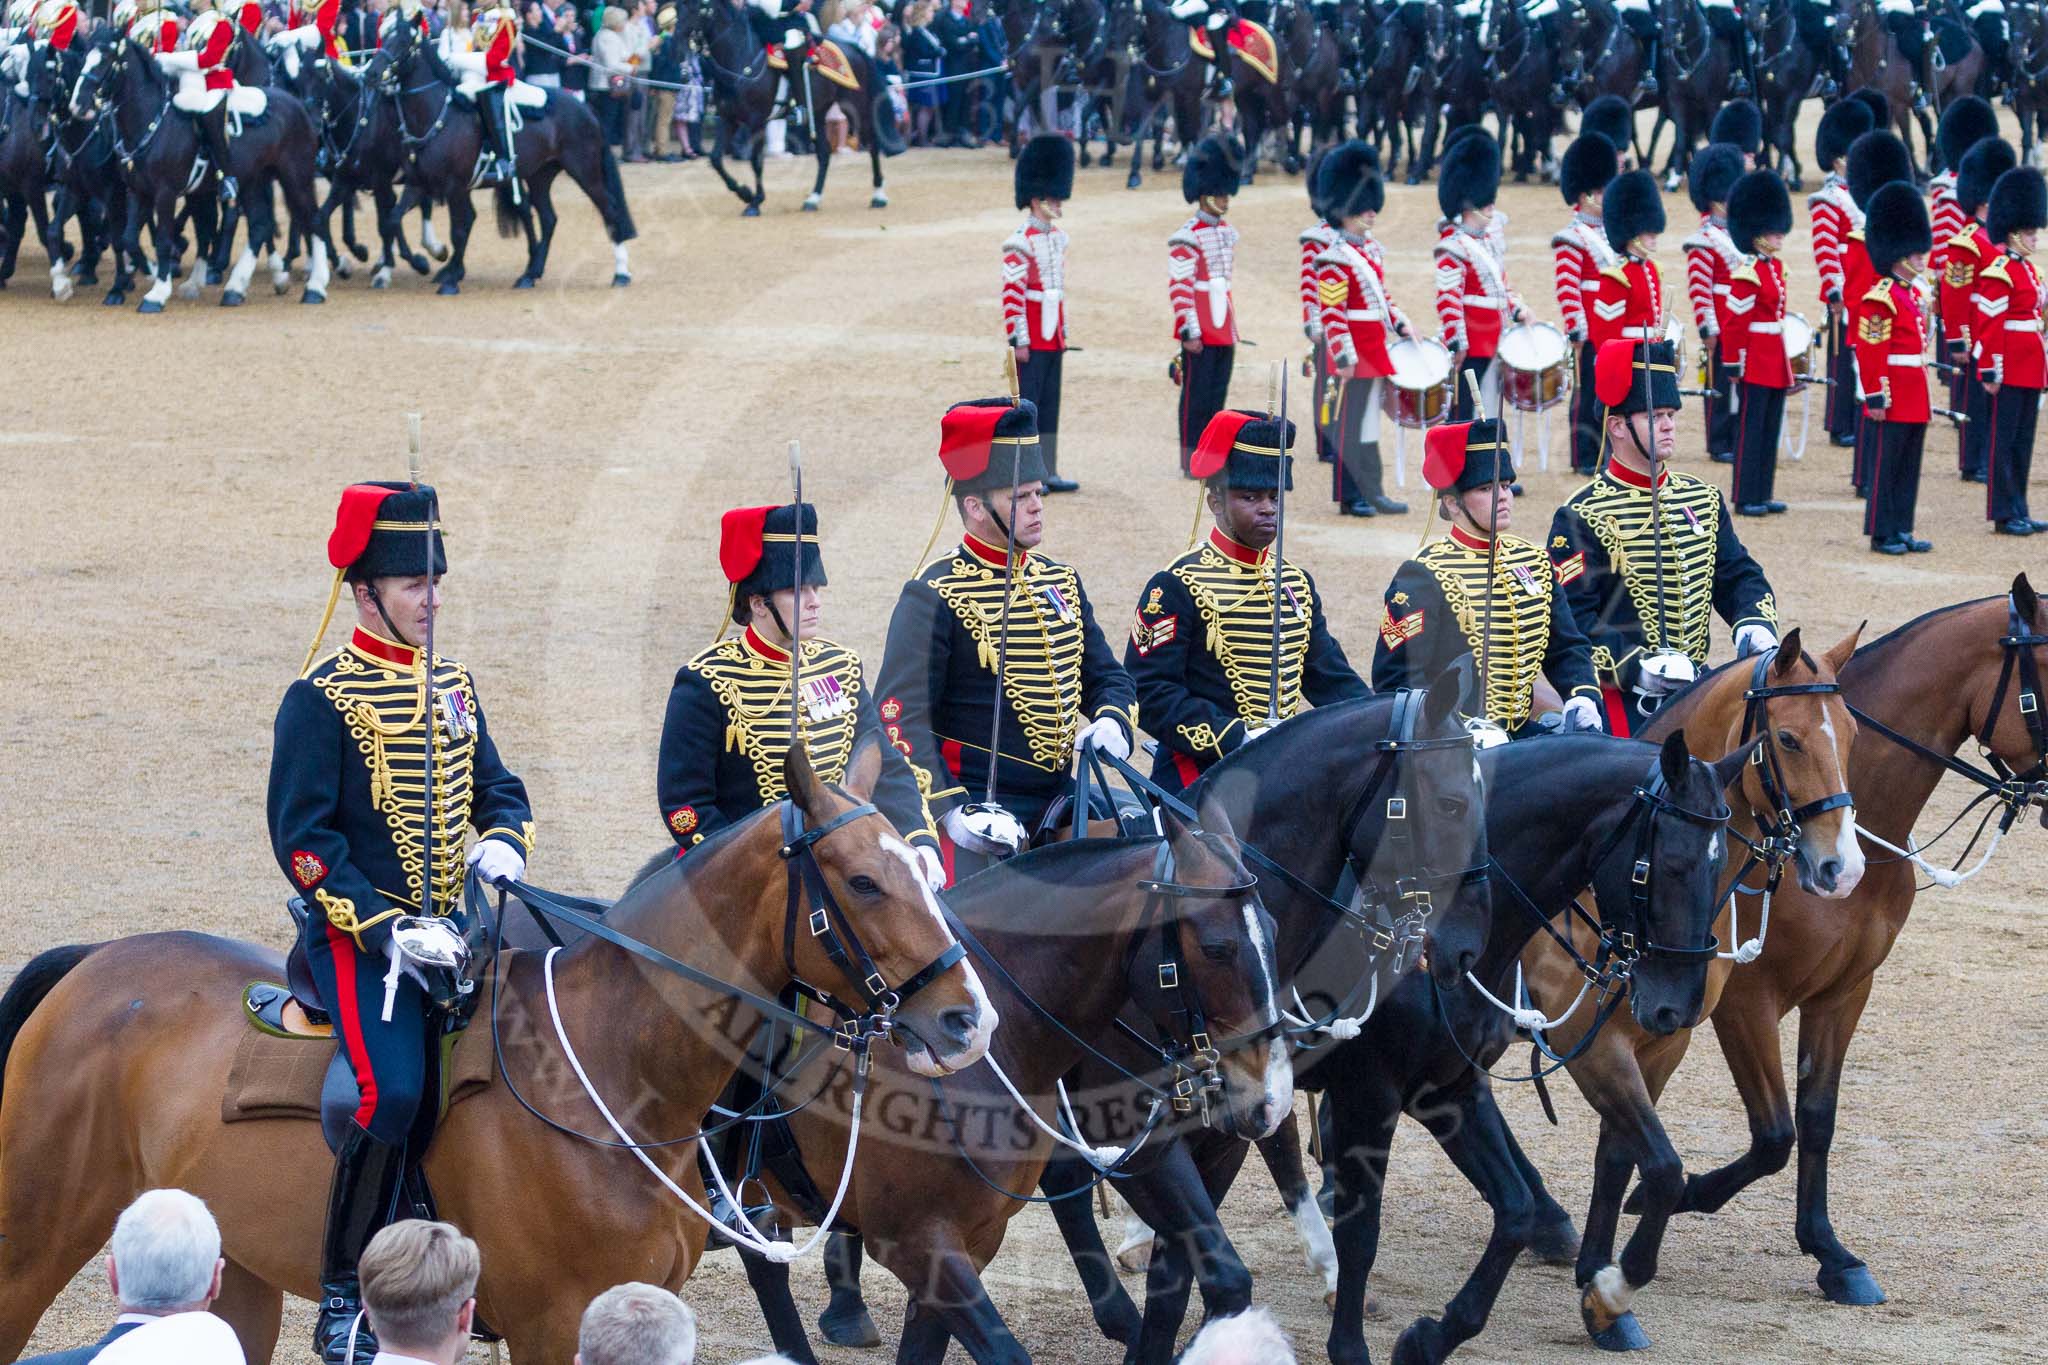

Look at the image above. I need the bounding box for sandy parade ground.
[3,94,2046,1363]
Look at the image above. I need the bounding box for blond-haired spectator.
[575,1283,696,1365]
[357,1221,481,1365]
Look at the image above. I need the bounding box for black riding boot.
[315,1124,407,1365]
[202,101,238,205]
[1640,36,1659,96]
[483,86,521,204]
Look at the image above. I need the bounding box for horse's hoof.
[350,241,370,262]
[817,1304,882,1349]
[1529,1213,1582,1266]
[1363,1291,1387,1322]
[801,199,820,212]
[137,298,163,314]
[1817,1264,1886,1305]
[431,243,451,263]
[273,277,290,296]
[514,276,536,289]
[220,290,244,307]
[1405,171,1424,185]
[1127,174,1141,190]
[1096,1306,1143,1346]
[333,259,354,281]
[611,273,631,287]
[205,267,223,286]
[742,203,761,218]
[869,192,888,208]
[1588,1312,1651,1351]
[437,280,461,296]
[407,254,431,275]
[301,290,325,305]
[371,269,392,290]
[103,291,125,307]
[1392,1316,1450,1365]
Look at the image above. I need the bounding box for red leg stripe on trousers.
[1601,683,1632,738]
[325,923,381,1129]
[937,828,959,889]
[1172,750,1201,789]
[1987,389,1999,520]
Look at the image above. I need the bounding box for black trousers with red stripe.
[1570,341,1601,474]
[1704,350,1738,458]
[1985,384,2040,523]
[1863,419,1926,540]
[1177,343,1235,474]
[1826,314,1858,443]
[1018,348,1065,476]
[303,918,437,1149]
[1962,366,1993,480]
[1732,382,1786,506]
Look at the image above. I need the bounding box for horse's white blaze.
[226,246,259,295]
[1240,902,1293,1136]
[1817,710,1866,895]
[878,833,997,1075]
[1293,1196,1338,1293]
[307,238,331,296]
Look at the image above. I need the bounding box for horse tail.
[622,847,673,896]
[599,144,637,243]
[0,943,100,1115]
[494,179,523,238]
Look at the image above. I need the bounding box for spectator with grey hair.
[1178,1308,1298,1365]
[356,1220,481,1365]
[18,1189,227,1365]
[574,1282,697,1365]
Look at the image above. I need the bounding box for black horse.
[1436,0,1491,136]
[369,14,633,293]
[1647,0,1737,186]
[684,0,888,215]
[1119,0,1208,190]
[1278,0,1351,175]
[1359,0,1439,184]
[1489,0,1568,182]
[0,58,53,288]
[799,677,1499,1365]
[1573,0,1653,108]
[32,39,135,304]
[1046,731,1753,1365]
[1750,0,1819,188]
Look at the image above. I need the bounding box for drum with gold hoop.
[1497,322,1573,412]
[1381,337,1454,429]
[1783,312,1818,385]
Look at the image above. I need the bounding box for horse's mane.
[1190,693,1388,797]
[1843,596,1995,673]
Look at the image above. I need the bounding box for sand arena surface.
[3,102,2045,1362]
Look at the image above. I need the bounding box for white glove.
[1733,624,1778,659]
[914,844,947,892]
[943,805,1027,858]
[1077,716,1132,762]
[1562,695,1605,733]
[466,839,526,888]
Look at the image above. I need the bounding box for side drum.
[1381,337,1454,429]
[1783,312,1817,386]
[1497,322,1572,412]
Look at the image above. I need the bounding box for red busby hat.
[1423,419,1513,493]
[1595,339,1681,414]
[939,398,1047,494]
[721,502,826,627]
[1190,410,1296,491]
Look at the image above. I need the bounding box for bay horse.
[1647,0,1737,187]
[685,0,888,215]
[370,14,634,293]
[722,807,1291,1365]
[1624,577,2048,1308]
[1119,0,1207,191]
[1524,630,1864,1350]
[1358,0,1436,184]
[1050,728,1760,1365]
[1751,0,1818,188]
[0,743,997,1364]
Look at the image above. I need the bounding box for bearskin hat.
[1865,181,1933,275]
[1182,134,1244,204]
[1727,170,1793,255]
[1190,411,1296,492]
[1603,170,1666,254]
[1687,143,1745,213]
[722,503,827,625]
[1560,133,1618,206]
[1319,139,1384,224]
[1014,134,1074,209]
[1956,138,2017,218]
[1708,99,1762,156]
[1937,94,1999,173]
[1848,87,1891,132]
[1846,130,1914,211]
[1815,98,1874,172]
[1581,95,1634,156]
[1987,166,2048,245]
[1437,130,1501,221]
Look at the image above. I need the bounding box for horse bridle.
[1733,647,1854,890]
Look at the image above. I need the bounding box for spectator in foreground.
[357,1220,481,1365]
[575,1282,697,1365]
[19,1189,227,1365]
[1179,1308,1299,1365]
[92,1311,243,1365]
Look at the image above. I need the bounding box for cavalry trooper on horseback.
[154,0,244,203]
[1168,0,1238,99]
[279,0,350,66]
[1879,0,1932,109]
[126,0,182,58]
[1698,0,1756,97]
[1794,0,1846,96]
[268,482,535,1365]
[1126,408,1368,793]
[1374,416,1603,740]
[878,396,1138,883]
[747,0,822,116]
[447,4,525,196]
[1549,339,1779,733]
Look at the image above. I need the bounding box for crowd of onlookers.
[19,1188,1302,1364]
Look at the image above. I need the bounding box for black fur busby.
[1559,133,1618,206]
[939,398,1048,495]
[1815,98,1874,172]
[723,503,828,625]
[330,482,446,582]
[1190,411,1297,492]
[1014,134,1075,209]
[1956,138,2017,218]
[1864,181,1932,275]
[1305,145,1329,216]
[1440,122,1488,155]
[1437,130,1501,220]
[1937,94,1999,172]
[1183,134,1244,204]
[1987,166,2048,245]
[1687,143,1745,213]
[1594,339,1682,415]
[1708,99,1762,156]
[1319,139,1384,224]
[1727,170,1793,255]
[1848,87,1891,133]
[1603,170,1666,254]
[1422,418,1513,493]
[1581,95,1634,155]
[1846,130,1914,211]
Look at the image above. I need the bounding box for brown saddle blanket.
[222,987,496,1127]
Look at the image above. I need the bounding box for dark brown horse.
[1647,0,1737,185]
[0,743,995,1364]
[1621,577,2048,1308]
[1750,0,1819,188]
[1525,628,1864,1350]
[1845,0,1936,173]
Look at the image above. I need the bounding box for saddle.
[451,79,551,113]
[766,37,861,90]
[1190,18,1279,83]
[1032,784,1154,846]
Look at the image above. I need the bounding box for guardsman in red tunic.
[1843,129,1915,495]
[1973,165,2048,535]
[1722,169,1795,514]
[1683,143,1744,463]
[1555,133,1619,474]
[156,6,241,203]
[1944,138,2015,483]
[1854,182,1935,555]
[280,0,347,64]
[225,0,262,35]
[1435,130,1527,420]
[1929,98,1997,311]
[1314,139,1411,518]
[1588,170,1667,470]
[1004,135,1079,493]
[1302,153,1339,467]
[448,4,522,194]
[1171,135,1243,475]
[1810,99,1871,447]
